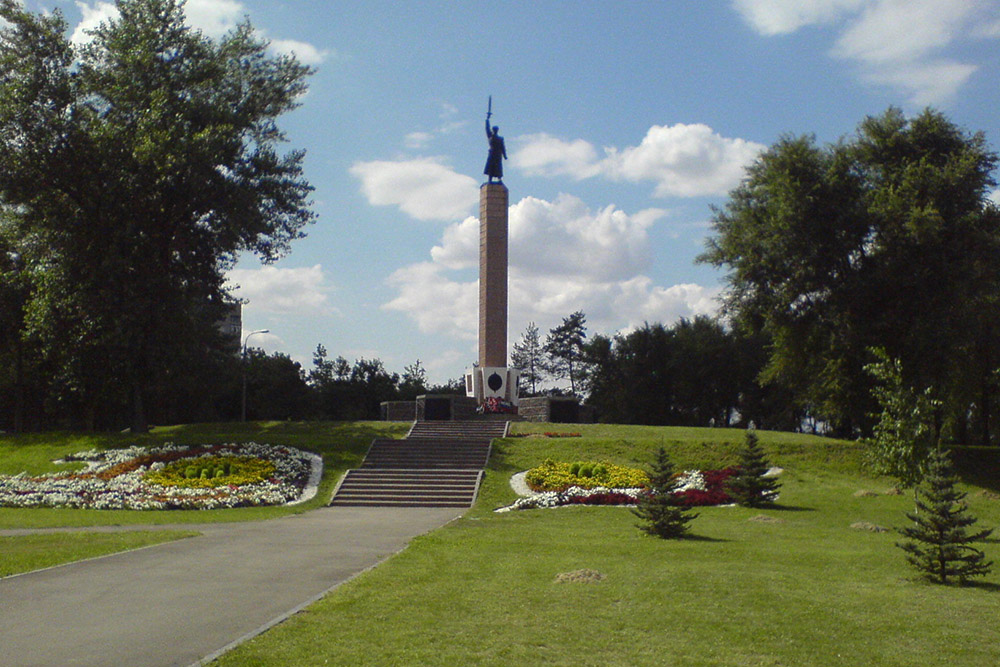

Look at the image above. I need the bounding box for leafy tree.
[242,349,312,421]
[584,317,771,427]
[398,360,428,400]
[544,311,587,396]
[0,0,314,431]
[896,449,993,584]
[726,427,780,507]
[350,358,400,419]
[700,108,1000,439]
[632,447,698,539]
[864,348,941,489]
[511,321,546,395]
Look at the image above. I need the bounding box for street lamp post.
[5,251,24,433]
[241,329,269,423]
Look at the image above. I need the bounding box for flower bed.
[497,465,741,512]
[525,459,650,491]
[0,442,317,510]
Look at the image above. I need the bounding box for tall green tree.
[0,0,314,431]
[544,311,587,396]
[511,321,545,395]
[700,108,999,439]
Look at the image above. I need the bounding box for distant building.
[217,302,242,354]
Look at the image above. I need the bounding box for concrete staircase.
[329,421,508,508]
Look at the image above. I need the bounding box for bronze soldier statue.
[484,97,506,183]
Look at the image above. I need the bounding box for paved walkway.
[0,507,464,667]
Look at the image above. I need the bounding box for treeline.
[513,313,797,431]
[0,338,459,431]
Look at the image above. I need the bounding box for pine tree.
[511,322,545,395]
[896,449,993,584]
[726,427,780,507]
[632,447,698,538]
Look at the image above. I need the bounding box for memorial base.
[465,367,519,412]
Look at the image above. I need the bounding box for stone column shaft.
[479,183,508,368]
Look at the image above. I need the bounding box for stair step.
[330,421,502,508]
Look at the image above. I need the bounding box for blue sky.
[21,0,1000,385]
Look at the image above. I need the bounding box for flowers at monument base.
[477,397,517,415]
[0,442,315,510]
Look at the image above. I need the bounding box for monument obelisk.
[479,181,508,368]
[466,97,519,410]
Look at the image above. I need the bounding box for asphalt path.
[0,507,464,666]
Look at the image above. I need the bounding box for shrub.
[726,427,780,507]
[897,449,993,584]
[633,447,698,539]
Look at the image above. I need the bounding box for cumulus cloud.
[350,158,479,221]
[70,0,330,63]
[182,0,244,38]
[266,37,330,66]
[384,194,720,345]
[733,0,1000,105]
[431,194,662,281]
[71,0,117,43]
[383,262,478,339]
[731,0,865,35]
[988,189,1000,207]
[512,125,764,198]
[226,264,335,316]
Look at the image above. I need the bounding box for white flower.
[0,442,317,510]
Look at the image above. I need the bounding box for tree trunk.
[131,381,148,434]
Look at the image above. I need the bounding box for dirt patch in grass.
[554,568,605,584]
[850,521,889,533]
[748,514,785,524]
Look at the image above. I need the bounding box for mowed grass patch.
[0,421,409,529]
[0,530,199,577]
[216,427,1000,666]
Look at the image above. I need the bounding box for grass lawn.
[213,423,1000,666]
[2,421,998,665]
[0,530,199,577]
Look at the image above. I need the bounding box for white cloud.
[404,132,434,149]
[384,195,719,346]
[400,102,468,150]
[514,133,602,180]
[350,157,479,221]
[988,189,1000,207]
[512,125,764,198]
[226,264,335,316]
[71,1,117,43]
[383,262,478,339]
[0,1,23,28]
[733,0,1000,105]
[70,1,329,64]
[430,194,661,282]
[183,0,244,38]
[731,0,865,35]
[266,37,330,65]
